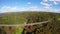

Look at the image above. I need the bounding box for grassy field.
[0,12,27,24]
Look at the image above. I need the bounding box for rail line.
[0,20,51,26]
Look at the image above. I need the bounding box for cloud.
[0,6,40,13]
[51,9,60,13]
[27,2,31,4]
[42,0,60,5]
[0,6,60,13]
[0,6,17,12]
[42,0,48,2]
[40,2,52,9]
[45,7,50,9]
[54,1,58,4]
[27,6,40,11]
[49,0,60,2]
[29,6,37,9]
[40,2,52,7]
[0,6,26,13]
[40,0,59,9]
[49,0,60,4]
[0,6,41,12]
[40,0,60,12]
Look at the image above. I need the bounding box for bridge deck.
[0,20,51,26]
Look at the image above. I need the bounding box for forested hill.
[0,12,60,34]
[0,12,60,24]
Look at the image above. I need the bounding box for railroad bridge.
[0,20,51,34]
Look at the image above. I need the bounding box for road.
[0,20,51,26]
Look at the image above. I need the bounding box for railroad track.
[0,20,51,26]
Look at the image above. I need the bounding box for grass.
[12,27,23,34]
[0,13,27,24]
[58,18,60,20]
[16,27,23,34]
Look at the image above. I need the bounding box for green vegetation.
[12,27,23,34]
[0,12,27,24]
[58,18,60,20]
[0,12,60,34]
[17,27,23,34]
[22,12,60,34]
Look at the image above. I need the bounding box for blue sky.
[0,0,60,13]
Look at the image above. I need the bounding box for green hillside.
[22,12,60,34]
[0,12,60,34]
[0,12,28,24]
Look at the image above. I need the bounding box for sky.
[0,0,60,13]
